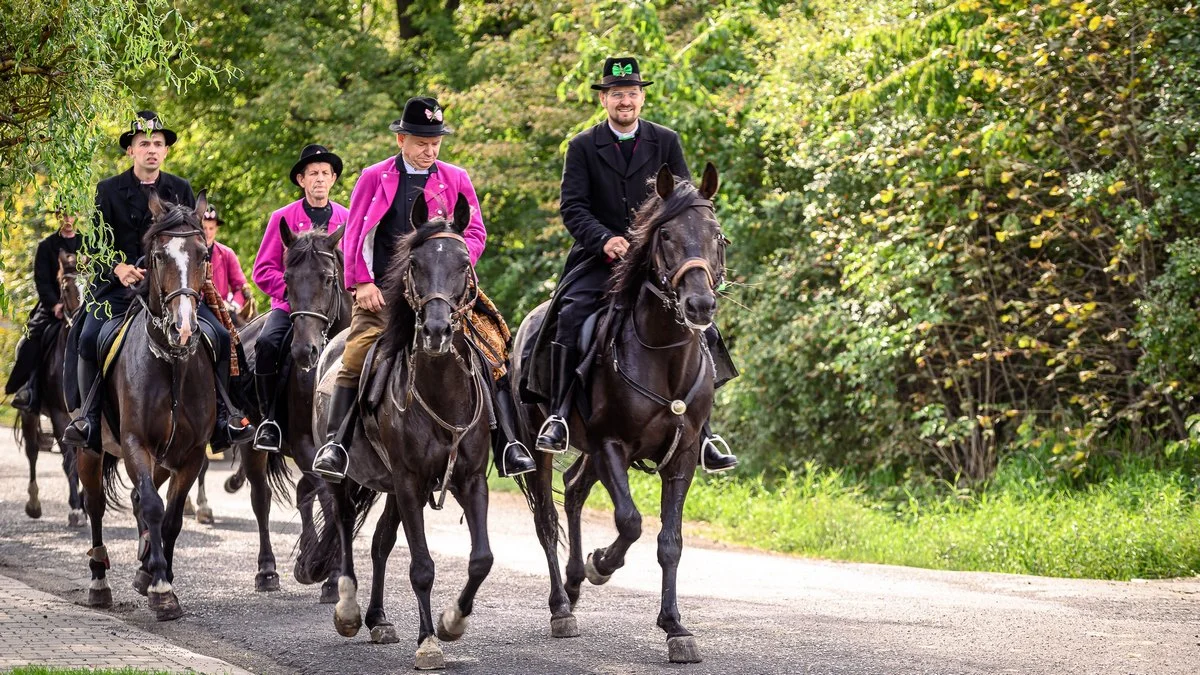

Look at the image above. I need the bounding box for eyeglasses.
[605,91,643,101]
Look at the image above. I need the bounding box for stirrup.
[700,434,736,474]
[501,440,536,477]
[312,441,349,483]
[535,415,569,454]
[253,419,282,452]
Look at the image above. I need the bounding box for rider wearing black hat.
[531,57,739,473]
[250,143,349,453]
[62,110,255,453]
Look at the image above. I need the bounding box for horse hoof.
[255,571,280,592]
[88,587,112,608]
[550,615,580,638]
[319,582,339,604]
[370,623,400,644]
[195,506,214,525]
[414,636,444,670]
[149,591,183,621]
[436,606,467,642]
[334,611,362,638]
[68,509,87,527]
[585,552,611,586]
[24,502,42,519]
[667,635,703,663]
[132,569,153,597]
[182,497,195,516]
[224,474,244,494]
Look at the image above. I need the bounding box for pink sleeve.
[343,171,375,288]
[228,247,248,307]
[457,172,487,266]
[252,210,287,303]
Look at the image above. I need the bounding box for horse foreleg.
[657,463,701,663]
[243,449,279,592]
[77,450,110,608]
[527,451,577,637]
[438,472,492,644]
[331,480,363,638]
[589,437,641,582]
[365,494,401,644]
[21,411,41,519]
[126,444,180,621]
[563,455,598,608]
[395,481,443,669]
[162,457,202,581]
[194,456,213,524]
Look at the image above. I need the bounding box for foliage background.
[3,0,1199,574]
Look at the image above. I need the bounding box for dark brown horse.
[18,250,85,526]
[298,198,494,670]
[76,193,219,621]
[511,164,727,663]
[234,218,349,598]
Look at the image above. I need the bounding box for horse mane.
[284,229,343,268]
[378,218,461,357]
[610,176,703,306]
[134,201,202,298]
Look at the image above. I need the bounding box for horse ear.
[148,192,167,219]
[451,198,471,234]
[699,162,719,200]
[193,190,208,219]
[655,163,675,200]
[328,224,345,247]
[278,215,296,248]
[410,197,429,228]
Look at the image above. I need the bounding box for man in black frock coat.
[534,57,738,472]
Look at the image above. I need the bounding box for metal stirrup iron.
[700,434,734,474]
[253,419,282,452]
[536,415,569,454]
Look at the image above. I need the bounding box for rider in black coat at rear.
[535,57,738,473]
[61,110,254,453]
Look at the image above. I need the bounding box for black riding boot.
[253,372,282,453]
[493,381,535,477]
[8,335,40,412]
[700,419,738,473]
[535,342,577,454]
[62,356,102,453]
[11,379,36,413]
[312,384,357,482]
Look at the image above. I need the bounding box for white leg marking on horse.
[90,578,111,591]
[164,238,194,341]
[148,579,173,593]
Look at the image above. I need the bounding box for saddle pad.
[99,315,136,378]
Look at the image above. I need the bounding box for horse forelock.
[284,229,341,269]
[610,179,706,303]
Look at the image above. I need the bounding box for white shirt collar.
[608,121,639,140]
[401,157,430,175]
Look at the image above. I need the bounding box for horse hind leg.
[366,495,401,644]
[21,411,42,519]
[62,445,87,527]
[657,464,701,664]
[437,473,493,644]
[194,457,214,524]
[243,450,279,592]
[563,455,598,608]
[77,451,111,608]
[522,451,578,638]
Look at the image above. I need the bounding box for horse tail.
[265,451,295,506]
[514,459,567,543]
[100,452,126,510]
[11,412,24,449]
[294,480,378,584]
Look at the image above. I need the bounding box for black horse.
[298,198,494,670]
[233,218,349,598]
[76,193,220,621]
[17,249,86,526]
[511,163,727,663]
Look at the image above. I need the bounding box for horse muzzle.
[680,292,716,332]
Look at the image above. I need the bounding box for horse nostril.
[686,294,716,316]
[308,345,319,363]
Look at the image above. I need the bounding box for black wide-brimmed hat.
[591,57,654,91]
[388,97,453,137]
[201,206,223,225]
[119,110,178,149]
[290,144,344,186]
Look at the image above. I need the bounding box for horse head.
[280,217,346,370]
[385,197,476,357]
[57,249,82,316]
[144,191,209,354]
[617,163,727,331]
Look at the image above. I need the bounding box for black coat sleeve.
[560,136,617,257]
[665,129,691,183]
[33,237,59,308]
[175,177,196,209]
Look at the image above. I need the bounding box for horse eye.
[661,229,672,241]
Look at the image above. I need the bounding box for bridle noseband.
[404,232,478,339]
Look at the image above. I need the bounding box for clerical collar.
[609,121,639,141]
[399,157,436,175]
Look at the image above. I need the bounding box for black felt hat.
[388,97,453,137]
[119,110,178,149]
[290,144,344,187]
[591,57,654,91]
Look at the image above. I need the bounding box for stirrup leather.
[312,441,350,481]
[700,434,735,474]
[535,415,569,454]
[253,419,282,452]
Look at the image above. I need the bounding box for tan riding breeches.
[336,300,387,389]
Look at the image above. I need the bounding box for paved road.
[1,435,1198,674]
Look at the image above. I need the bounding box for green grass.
[493,452,1200,580]
[8,668,173,675]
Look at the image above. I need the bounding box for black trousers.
[255,308,292,375]
[553,263,612,350]
[5,304,57,394]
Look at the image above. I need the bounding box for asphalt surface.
[1,434,1199,674]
